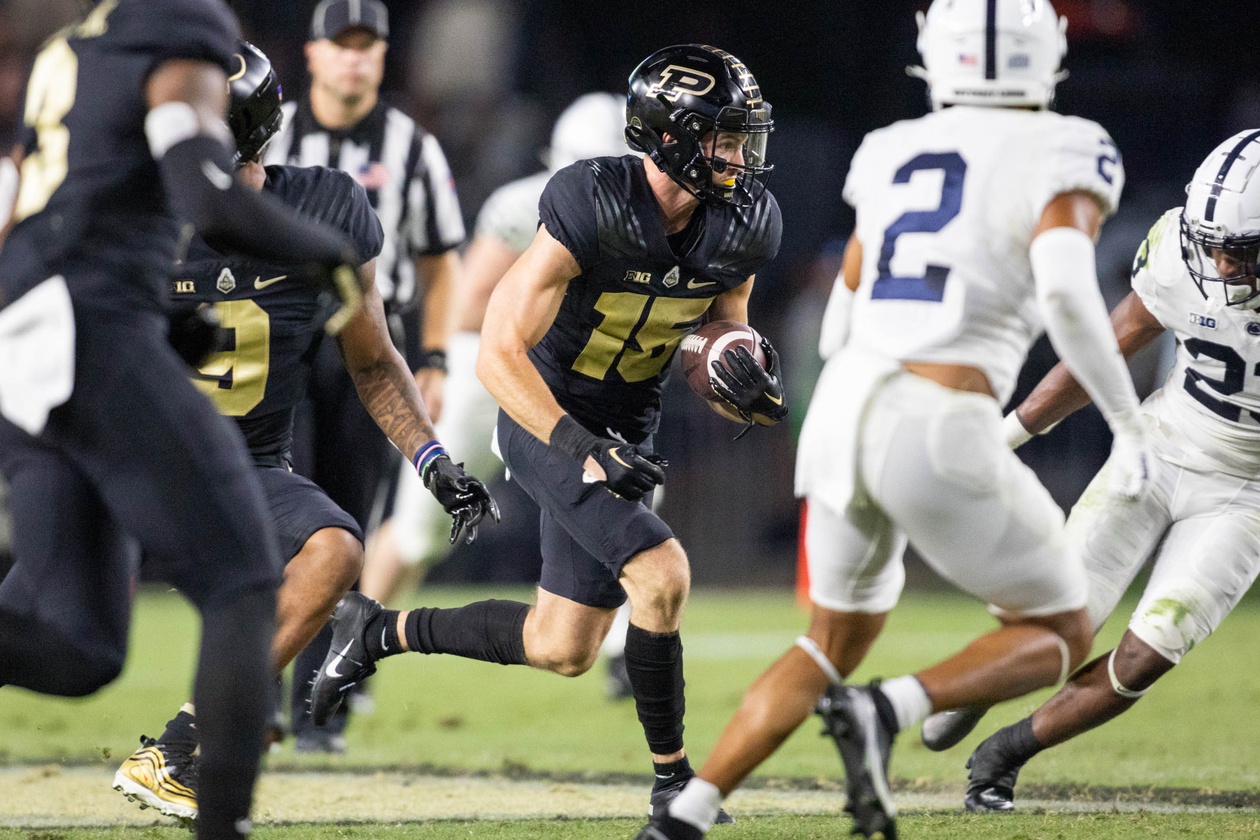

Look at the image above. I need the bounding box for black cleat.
[649,774,733,825]
[817,684,898,839]
[634,815,705,840]
[964,734,1023,813]
[920,704,990,752]
[309,592,382,726]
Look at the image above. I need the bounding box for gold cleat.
[112,735,199,826]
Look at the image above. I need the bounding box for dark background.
[2,0,1256,588]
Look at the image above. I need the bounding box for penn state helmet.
[547,92,630,172]
[1181,130,1260,310]
[228,40,283,166]
[625,44,773,206]
[909,0,1068,110]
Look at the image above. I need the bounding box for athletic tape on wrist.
[1106,648,1148,699]
[796,635,843,686]
[413,441,447,481]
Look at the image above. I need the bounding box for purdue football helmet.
[910,0,1067,110]
[1181,129,1260,310]
[625,44,773,206]
[228,41,283,166]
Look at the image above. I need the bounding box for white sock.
[667,777,723,832]
[880,675,932,732]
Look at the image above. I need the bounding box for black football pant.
[0,295,282,840]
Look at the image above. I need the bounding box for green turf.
[5,812,1260,839]
[3,585,1259,795]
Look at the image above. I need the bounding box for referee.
[264,0,466,752]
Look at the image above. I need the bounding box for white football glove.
[1105,430,1151,501]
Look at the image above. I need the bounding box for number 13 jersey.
[839,106,1124,404]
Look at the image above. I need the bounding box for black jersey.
[0,0,237,310]
[534,155,782,439]
[178,165,383,458]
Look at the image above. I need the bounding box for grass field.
[3,585,1259,837]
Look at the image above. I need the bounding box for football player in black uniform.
[0,2,377,838]
[111,41,497,825]
[309,44,785,818]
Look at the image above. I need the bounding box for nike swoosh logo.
[380,627,389,653]
[687,279,718,289]
[609,447,634,469]
[254,275,287,290]
[201,160,233,191]
[324,640,355,678]
[764,393,783,405]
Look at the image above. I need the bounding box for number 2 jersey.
[1131,208,1260,479]
[535,155,782,440]
[1,0,238,310]
[836,105,1125,404]
[177,165,383,460]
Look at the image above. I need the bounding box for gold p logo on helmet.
[648,65,717,102]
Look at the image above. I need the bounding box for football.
[679,320,766,403]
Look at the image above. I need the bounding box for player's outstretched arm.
[1031,190,1150,498]
[476,224,579,441]
[1012,291,1164,444]
[144,59,361,331]
[477,225,664,501]
[338,260,497,543]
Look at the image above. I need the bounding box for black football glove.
[422,455,500,545]
[710,336,788,437]
[312,262,363,336]
[167,304,227,367]
[586,440,667,502]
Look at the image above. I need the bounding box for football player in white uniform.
[962,128,1260,813]
[637,2,1148,838]
[357,93,632,700]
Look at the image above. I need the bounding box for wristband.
[1002,412,1034,449]
[412,440,448,482]
[417,348,448,373]
[549,414,599,462]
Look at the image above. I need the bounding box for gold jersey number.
[15,37,78,223]
[192,300,271,416]
[572,291,713,382]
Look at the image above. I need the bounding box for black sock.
[159,710,199,750]
[365,609,402,660]
[194,585,274,840]
[624,623,686,756]
[402,600,529,665]
[995,716,1043,765]
[652,755,693,791]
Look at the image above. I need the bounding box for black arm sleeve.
[158,135,355,268]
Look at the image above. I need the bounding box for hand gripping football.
[679,320,767,403]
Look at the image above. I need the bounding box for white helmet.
[1181,129,1260,310]
[910,0,1067,110]
[546,92,630,171]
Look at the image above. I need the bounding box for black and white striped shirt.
[265,96,465,310]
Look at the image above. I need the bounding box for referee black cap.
[309,0,389,41]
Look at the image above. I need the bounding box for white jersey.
[838,106,1124,403]
[1131,208,1260,478]
[475,170,549,253]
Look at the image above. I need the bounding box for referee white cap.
[309,0,389,41]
